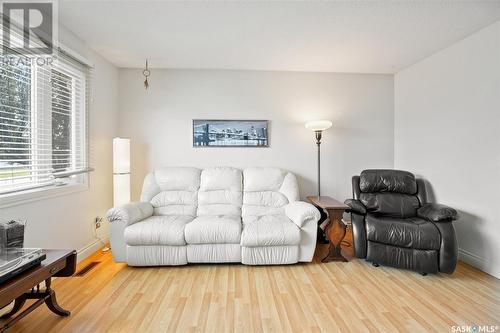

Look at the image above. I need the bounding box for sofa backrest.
[140,166,299,219]
[242,167,299,221]
[141,167,201,217]
[358,169,420,218]
[197,167,242,218]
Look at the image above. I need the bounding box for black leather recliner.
[345,169,458,274]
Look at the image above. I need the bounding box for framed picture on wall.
[193,119,269,147]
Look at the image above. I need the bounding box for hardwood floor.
[3,230,500,333]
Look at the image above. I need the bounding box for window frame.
[0,50,90,207]
[0,179,89,208]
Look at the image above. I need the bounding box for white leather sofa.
[106,167,320,266]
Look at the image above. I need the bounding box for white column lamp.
[113,138,130,207]
[305,120,333,197]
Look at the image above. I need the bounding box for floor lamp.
[305,120,332,197]
[113,137,131,207]
[107,138,130,252]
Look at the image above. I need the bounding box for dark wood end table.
[307,196,349,262]
[0,249,77,332]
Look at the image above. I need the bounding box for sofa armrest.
[344,199,367,215]
[285,201,321,228]
[417,203,458,222]
[106,202,154,226]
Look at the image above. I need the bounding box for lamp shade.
[113,174,130,207]
[305,120,333,131]
[113,137,130,174]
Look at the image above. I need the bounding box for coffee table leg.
[322,209,348,262]
[44,278,70,316]
[0,296,27,319]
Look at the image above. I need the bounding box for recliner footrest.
[366,241,438,273]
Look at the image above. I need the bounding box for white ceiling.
[59,0,500,73]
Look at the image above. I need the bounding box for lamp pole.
[305,120,332,199]
[315,130,322,197]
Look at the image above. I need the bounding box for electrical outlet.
[95,217,102,229]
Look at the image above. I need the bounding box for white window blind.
[0,46,92,195]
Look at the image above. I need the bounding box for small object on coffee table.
[307,196,349,262]
[0,220,25,248]
[0,249,77,332]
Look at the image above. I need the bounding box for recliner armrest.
[344,199,367,215]
[285,201,321,228]
[106,202,154,226]
[417,203,458,222]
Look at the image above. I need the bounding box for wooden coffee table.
[307,196,349,262]
[0,249,77,332]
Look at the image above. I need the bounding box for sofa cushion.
[197,167,242,217]
[241,215,300,247]
[124,215,193,246]
[185,216,242,244]
[243,167,299,202]
[359,192,420,218]
[244,191,289,207]
[141,167,201,216]
[360,169,417,194]
[200,167,242,192]
[242,168,299,219]
[153,167,201,192]
[197,202,241,217]
[365,214,441,250]
[150,191,198,216]
[243,167,285,191]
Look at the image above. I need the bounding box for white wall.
[394,21,500,278]
[118,69,394,202]
[0,27,119,260]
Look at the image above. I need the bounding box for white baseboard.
[459,248,500,279]
[77,237,109,263]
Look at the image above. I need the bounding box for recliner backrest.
[358,169,420,218]
[242,167,299,221]
[360,169,417,194]
[141,167,201,217]
[197,167,242,218]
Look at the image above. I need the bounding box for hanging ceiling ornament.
[143,59,151,89]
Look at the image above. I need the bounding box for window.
[0,50,90,196]
[52,69,73,173]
